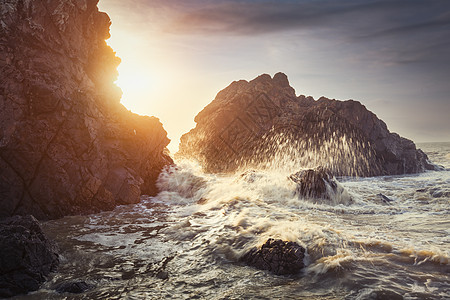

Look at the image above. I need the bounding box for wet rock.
[146,256,174,280]
[0,0,172,219]
[374,193,394,205]
[196,198,208,205]
[155,270,169,280]
[0,215,59,298]
[55,280,91,294]
[239,170,264,183]
[415,187,450,198]
[178,73,439,177]
[240,239,305,275]
[289,167,336,199]
[430,188,450,198]
[289,167,352,204]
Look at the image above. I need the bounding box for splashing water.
[19,143,450,299]
[251,130,377,177]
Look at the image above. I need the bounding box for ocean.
[17,142,449,299]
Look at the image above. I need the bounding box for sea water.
[17,142,449,299]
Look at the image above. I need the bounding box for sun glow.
[114,63,159,114]
[116,67,155,94]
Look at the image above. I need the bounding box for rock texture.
[289,167,336,199]
[240,239,305,275]
[289,166,352,204]
[0,215,59,298]
[178,73,437,177]
[0,0,172,219]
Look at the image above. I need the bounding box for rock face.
[240,239,306,275]
[0,0,172,219]
[0,215,59,298]
[178,73,437,177]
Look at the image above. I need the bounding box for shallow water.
[15,142,450,299]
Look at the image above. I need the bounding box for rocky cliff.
[0,0,172,220]
[178,73,437,176]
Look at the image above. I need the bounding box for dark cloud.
[357,12,450,39]
[165,0,450,36]
[167,1,372,35]
[164,0,450,65]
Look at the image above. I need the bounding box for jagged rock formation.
[178,72,437,176]
[0,215,59,298]
[240,239,305,275]
[0,0,172,219]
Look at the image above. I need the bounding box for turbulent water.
[16,143,449,299]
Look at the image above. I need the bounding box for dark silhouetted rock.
[415,187,450,199]
[0,215,59,298]
[240,239,305,275]
[55,280,91,294]
[178,73,439,177]
[374,193,394,205]
[290,167,336,199]
[289,166,353,205]
[0,0,172,219]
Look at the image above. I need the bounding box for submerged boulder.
[0,0,172,219]
[178,73,438,177]
[240,239,306,275]
[0,215,59,298]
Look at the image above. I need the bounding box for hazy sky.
[98,0,450,151]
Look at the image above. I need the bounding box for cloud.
[163,0,449,36]
[158,0,450,68]
[166,0,371,35]
[102,0,450,71]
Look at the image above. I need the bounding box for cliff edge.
[0,0,172,219]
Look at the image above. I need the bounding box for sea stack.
[178,72,437,176]
[0,0,172,220]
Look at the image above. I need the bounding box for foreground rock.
[289,167,352,205]
[0,0,172,219]
[0,215,59,298]
[373,193,394,205]
[290,167,336,199]
[178,73,437,176]
[240,239,305,275]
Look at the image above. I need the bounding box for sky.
[98,0,450,152]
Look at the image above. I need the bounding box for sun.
[114,63,158,114]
